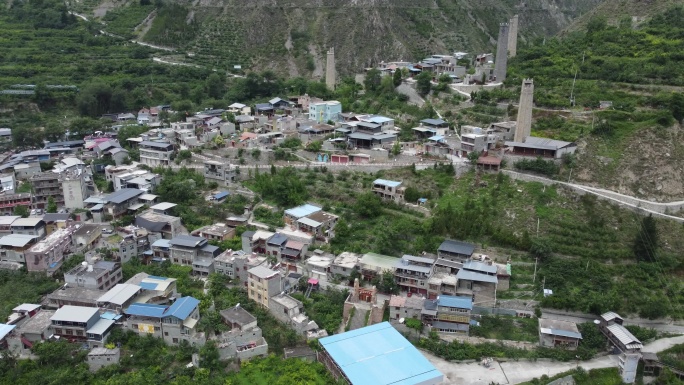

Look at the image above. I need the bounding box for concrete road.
[642,335,684,353]
[422,351,619,385]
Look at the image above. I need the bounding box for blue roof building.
[319,322,444,385]
[123,296,201,345]
[284,203,322,221]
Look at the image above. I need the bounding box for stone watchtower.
[326,47,336,90]
[514,78,534,142]
[508,15,519,57]
[494,23,510,82]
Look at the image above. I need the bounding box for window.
[132,324,138,329]
[284,308,288,314]
[76,330,83,336]
[164,332,168,336]
[154,327,160,331]
[172,338,178,343]
[65,329,73,335]
[55,328,62,334]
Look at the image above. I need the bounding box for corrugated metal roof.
[540,328,582,339]
[169,235,207,248]
[438,239,475,256]
[456,269,498,284]
[139,141,173,150]
[125,303,168,317]
[0,323,16,340]
[606,324,642,349]
[213,191,229,200]
[151,239,171,248]
[97,284,141,305]
[105,188,143,204]
[431,321,469,331]
[366,116,393,124]
[166,297,200,320]
[87,318,115,336]
[284,204,321,219]
[601,311,623,322]
[0,234,36,247]
[463,260,497,274]
[297,216,322,227]
[52,305,99,323]
[267,233,288,246]
[319,322,444,385]
[13,304,41,312]
[437,295,473,310]
[150,202,177,211]
[421,118,447,126]
[401,254,434,265]
[373,179,402,188]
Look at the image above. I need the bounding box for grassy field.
[470,315,539,342]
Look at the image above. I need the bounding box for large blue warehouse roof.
[319,322,444,385]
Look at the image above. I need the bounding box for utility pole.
[533,257,538,283]
[568,168,573,183]
[536,218,540,236]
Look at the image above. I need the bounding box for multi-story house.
[215,305,269,361]
[0,193,31,216]
[371,179,405,202]
[296,211,338,240]
[0,234,38,270]
[24,226,74,274]
[168,235,220,276]
[283,204,322,226]
[265,233,288,258]
[247,265,281,309]
[227,103,251,116]
[192,223,235,242]
[599,312,643,384]
[103,188,144,218]
[42,213,71,235]
[30,172,64,209]
[389,295,425,321]
[423,295,472,335]
[72,223,102,251]
[10,218,46,239]
[64,261,123,291]
[62,171,90,210]
[50,305,115,346]
[125,273,177,304]
[331,252,361,278]
[138,141,174,168]
[309,100,342,123]
[7,309,55,355]
[117,234,150,263]
[394,254,436,296]
[135,209,182,240]
[437,239,475,262]
[123,296,203,345]
[0,216,19,235]
[241,230,274,254]
[203,160,238,185]
[214,250,267,288]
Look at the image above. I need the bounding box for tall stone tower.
[514,78,534,142]
[494,23,509,83]
[508,15,519,57]
[325,47,336,90]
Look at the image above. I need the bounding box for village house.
[296,210,338,240]
[203,160,238,185]
[455,259,499,305]
[371,179,405,202]
[46,287,105,309]
[394,254,436,297]
[117,233,150,263]
[87,347,120,372]
[168,235,220,276]
[331,252,361,278]
[227,103,251,116]
[214,305,268,361]
[123,296,204,346]
[241,230,275,254]
[24,226,75,274]
[0,193,31,216]
[11,217,46,239]
[505,137,577,159]
[64,261,123,291]
[41,213,71,235]
[0,234,38,271]
[125,273,178,304]
[423,295,472,335]
[413,118,450,140]
[51,305,115,347]
[309,100,342,123]
[538,318,582,350]
[102,188,144,218]
[214,250,267,288]
[283,203,323,226]
[138,141,174,168]
[599,311,643,383]
[247,265,281,309]
[0,216,19,235]
[7,309,55,355]
[72,223,102,251]
[437,239,475,262]
[388,295,425,321]
[96,283,143,312]
[192,223,235,242]
[135,207,182,241]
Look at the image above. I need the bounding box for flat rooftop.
[319,322,443,385]
[28,227,73,253]
[270,293,302,310]
[18,310,56,334]
[333,252,362,269]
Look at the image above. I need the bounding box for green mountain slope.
[562,0,683,33]
[81,0,603,75]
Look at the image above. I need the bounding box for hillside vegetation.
[73,0,602,75]
[496,6,684,200]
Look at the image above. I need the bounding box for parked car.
[30,209,37,216]
[35,209,43,215]
[102,228,113,234]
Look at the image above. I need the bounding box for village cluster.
[0,14,655,385]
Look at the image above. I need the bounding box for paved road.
[542,310,684,335]
[424,335,684,384]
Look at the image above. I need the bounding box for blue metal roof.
[437,295,473,310]
[373,179,402,188]
[367,116,393,124]
[284,204,322,219]
[165,297,199,320]
[549,328,583,339]
[138,282,158,290]
[213,191,229,200]
[0,323,16,340]
[267,233,288,246]
[319,322,443,385]
[421,118,447,126]
[101,312,123,321]
[428,135,444,142]
[151,239,170,248]
[125,303,168,318]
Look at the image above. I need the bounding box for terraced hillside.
[74,0,603,74]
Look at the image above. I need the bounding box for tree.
[467,151,480,165]
[13,205,29,218]
[12,126,44,148]
[46,197,57,213]
[392,69,403,87]
[405,318,423,336]
[587,15,608,34]
[69,117,98,138]
[206,73,225,99]
[404,187,421,203]
[305,140,322,152]
[354,192,382,218]
[530,237,553,261]
[633,214,658,262]
[364,68,382,93]
[416,71,432,95]
[378,270,399,294]
[391,141,401,156]
[43,121,66,142]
